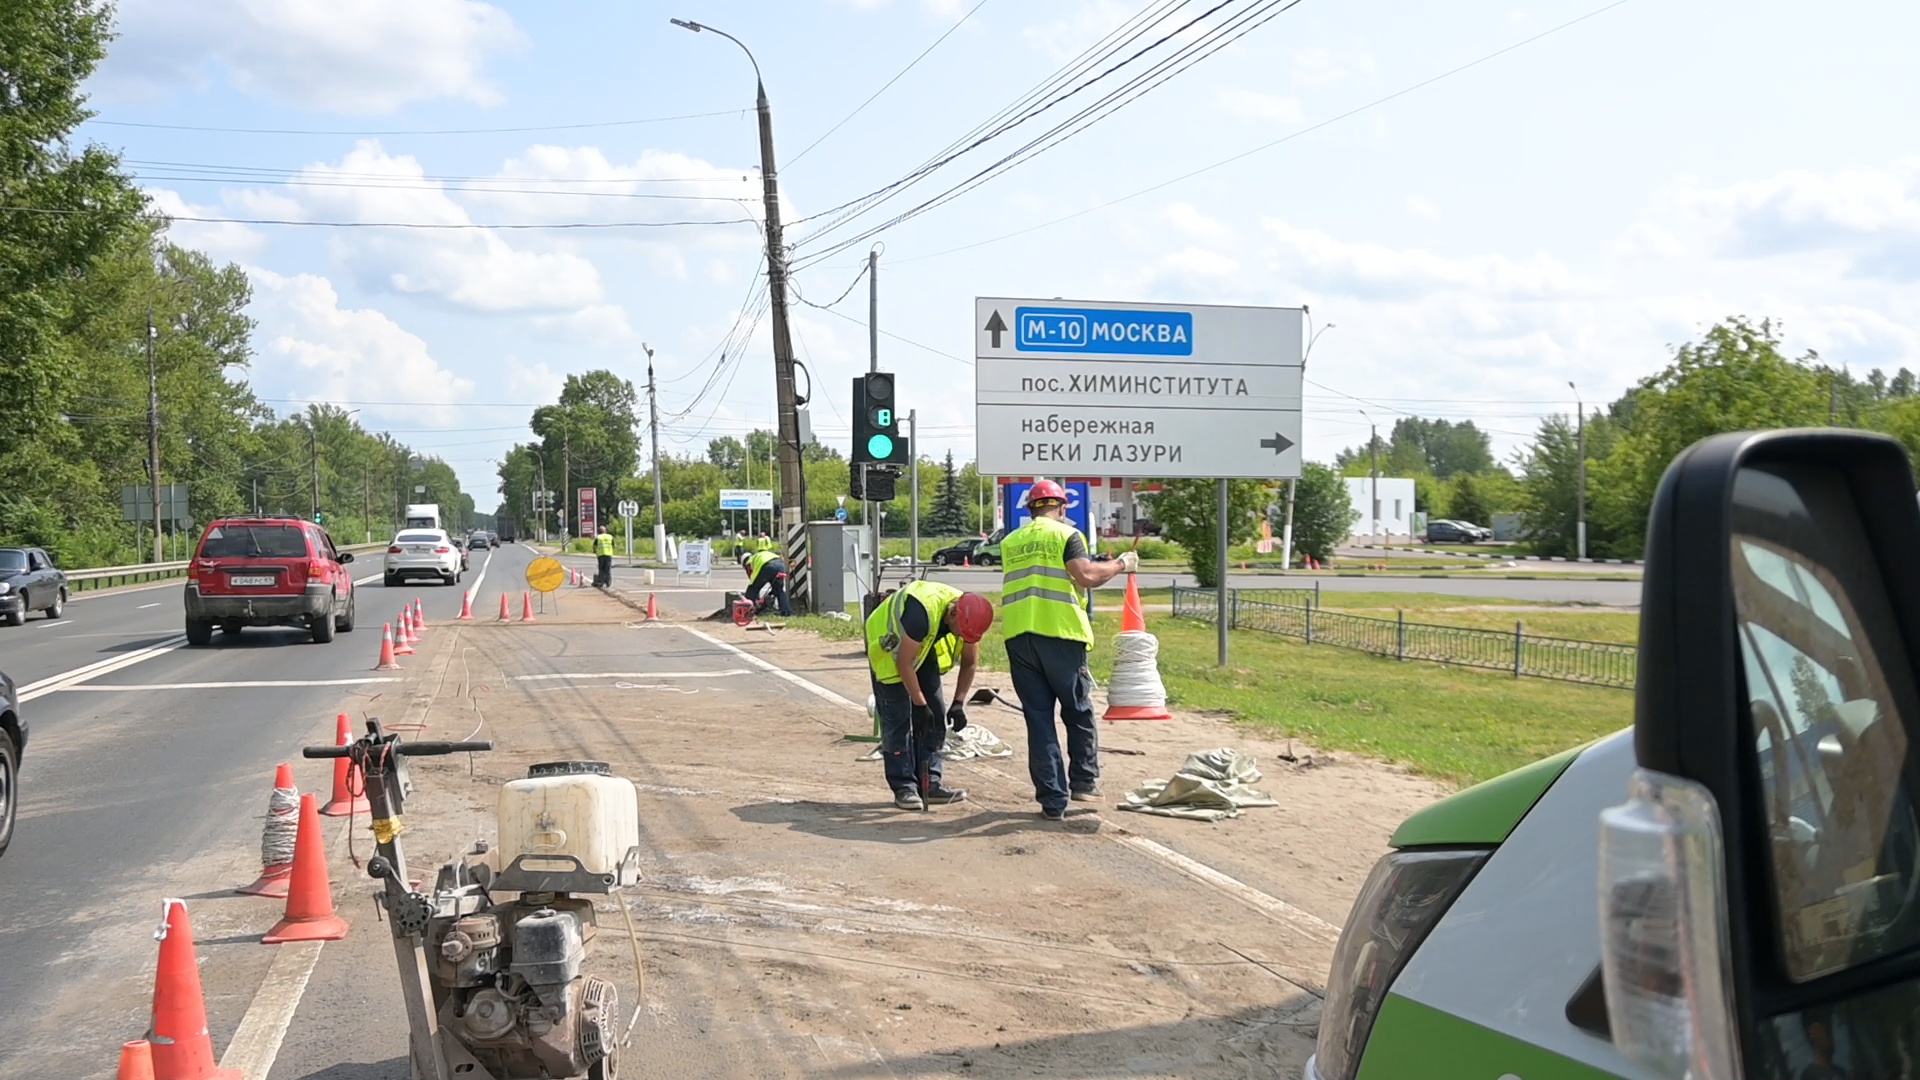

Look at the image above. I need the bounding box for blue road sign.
[834,507,848,521]
[1004,481,1092,539]
[1014,306,1193,357]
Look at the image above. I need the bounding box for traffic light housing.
[852,373,907,467]
[849,463,899,502]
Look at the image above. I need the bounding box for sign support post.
[1217,478,1230,667]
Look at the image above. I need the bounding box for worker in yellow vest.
[866,581,995,810]
[999,480,1136,820]
[592,521,615,587]
[741,546,791,616]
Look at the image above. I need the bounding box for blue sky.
[82,0,1920,504]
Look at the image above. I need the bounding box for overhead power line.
[135,172,757,205]
[126,158,751,185]
[0,204,759,231]
[86,108,747,137]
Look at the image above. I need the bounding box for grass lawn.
[1313,592,1640,645]
[783,598,1630,788]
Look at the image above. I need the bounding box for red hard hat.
[1027,479,1068,505]
[953,592,995,642]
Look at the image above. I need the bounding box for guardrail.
[1171,586,1636,689]
[63,543,390,594]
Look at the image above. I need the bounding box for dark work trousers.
[595,553,612,587]
[745,560,791,615]
[1005,632,1099,813]
[872,666,947,796]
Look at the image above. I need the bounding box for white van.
[404,504,442,531]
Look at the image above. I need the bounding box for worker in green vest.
[866,581,996,810]
[592,520,615,587]
[999,480,1136,820]
[741,546,791,616]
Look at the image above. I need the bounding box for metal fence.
[1172,586,1636,689]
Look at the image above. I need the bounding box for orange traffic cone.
[412,598,427,633]
[521,591,536,622]
[456,590,474,621]
[962,555,970,567]
[116,1040,156,1080]
[498,593,512,621]
[400,609,419,645]
[375,623,401,670]
[320,713,369,817]
[392,619,415,657]
[1119,573,1147,634]
[646,593,659,621]
[238,764,298,897]
[148,900,242,1080]
[262,794,349,944]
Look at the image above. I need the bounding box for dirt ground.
[376,586,1450,1080]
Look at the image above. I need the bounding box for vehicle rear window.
[199,525,308,558]
[396,532,444,545]
[0,550,26,571]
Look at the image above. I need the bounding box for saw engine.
[395,759,641,1080]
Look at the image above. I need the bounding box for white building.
[1345,477,1418,541]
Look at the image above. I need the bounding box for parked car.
[930,539,985,566]
[0,547,67,626]
[0,668,22,857]
[184,517,356,646]
[971,529,1009,566]
[385,529,464,587]
[1424,519,1490,544]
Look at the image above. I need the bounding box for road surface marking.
[138,602,161,609]
[463,547,495,604]
[56,677,402,692]
[511,669,752,682]
[218,940,324,1080]
[676,626,867,711]
[17,636,188,702]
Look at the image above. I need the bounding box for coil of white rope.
[260,779,300,867]
[1106,630,1167,708]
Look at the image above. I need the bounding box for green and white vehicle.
[1308,429,1920,1080]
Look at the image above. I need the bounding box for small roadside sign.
[973,296,1304,479]
[718,489,774,511]
[617,499,640,519]
[526,556,566,593]
[677,540,712,585]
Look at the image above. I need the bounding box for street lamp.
[671,16,808,598]
[643,341,667,560]
[1280,316,1335,569]
[1570,381,1586,560]
[1359,408,1379,541]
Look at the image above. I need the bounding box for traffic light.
[848,463,899,502]
[852,373,906,466]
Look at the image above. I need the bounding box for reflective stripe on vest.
[998,516,1091,644]
[866,580,963,684]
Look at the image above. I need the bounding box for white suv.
[383,529,463,587]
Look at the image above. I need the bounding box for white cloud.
[226,141,605,313]
[462,145,768,236]
[147,188,269,261]
[1258,219,1592,299]
[1215,86,1305,125]
[533,305,635,345]
[247,269,475,426]
[101,0,524,114]
[1640,160,1920,280]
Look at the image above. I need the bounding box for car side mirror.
[1599,429,1920,1079]
[338,552,354,564]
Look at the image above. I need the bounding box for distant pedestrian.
[593,522,615,587]
[866,582,994,809]
[999,480,1135,819]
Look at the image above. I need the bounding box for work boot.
[1040,805,1067,821]
[1070,786,1103,802]
[894,789,925,811]
[924,785,967,805]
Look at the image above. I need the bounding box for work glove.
[946,703,969,732]
[911,702,938,729]
[1116,550,1139,573]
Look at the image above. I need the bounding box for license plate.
[408,545,431,553]
[229,575,276,586]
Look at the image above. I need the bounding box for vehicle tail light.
[1309,848,1488,1080]
[389,546,403,554]
[1598,769,1740,1080]
[308,562,327,580]
[435,546,451,553]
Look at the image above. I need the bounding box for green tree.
[1140,478,1270,587]
[925,451,968,535]
[1516,414,1624,558]
[1283,463,1356,564]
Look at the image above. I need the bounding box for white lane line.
[675,626,867,711]
[670,623,1341,942]
[138,602,161,609]
[219,940,323,1080]
[17,635,188,702]
[57,677,401,692]
[511,669,751,682]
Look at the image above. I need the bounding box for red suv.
[184,518,357,646]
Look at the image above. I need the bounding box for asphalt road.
[0,542,538,1080]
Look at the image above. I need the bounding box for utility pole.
[1281,314,1333,570]
[1570,381,1586,560]
[644,343,666,560]
[308,420,320,523]
[562,428,571,546]
[908,409,919,574]
[1361,410,1379,540]
[867,246,880,582]
[363,465,371,543]
[147,311,162,562]
[672,19,806,583]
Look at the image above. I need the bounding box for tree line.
[0,1,474,565]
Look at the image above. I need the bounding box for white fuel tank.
[496,761,640,877]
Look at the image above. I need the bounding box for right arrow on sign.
[984,309,1007,348]
[1259,433,1294,454]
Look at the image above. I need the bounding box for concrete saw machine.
[306,721,643,1080]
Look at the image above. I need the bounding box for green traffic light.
[867,434,894,460]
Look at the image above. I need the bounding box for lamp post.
[643,342,667,560]
[1280,315,1334,569]
[671,17,807,592]
[1360,409,1379,541]
[1570,381,1586,560]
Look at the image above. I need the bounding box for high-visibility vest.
[755,536,776,552]
[999,515,1091,644]
[747,549,780,579]
[593,532,614,556]
[865,580,963,684]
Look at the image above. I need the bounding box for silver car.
[383,529,463,587]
